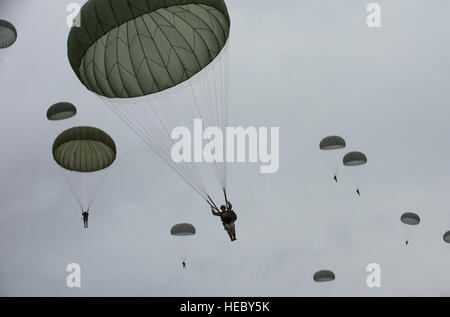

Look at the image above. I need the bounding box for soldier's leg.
[224,224,233,240]
[230,223,236,240]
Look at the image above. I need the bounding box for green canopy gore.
[47,102,77,121]
[0,20,17,49]
[53,126,117,173]
[67,0,231,99]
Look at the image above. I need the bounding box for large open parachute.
[0,19,17,49]
[53,126,116,220]
[400,212,420,246]
[47,102,77,121]
[319,136,346,182]
[67,0,231,204]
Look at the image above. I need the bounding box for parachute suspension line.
[189,42,230,191]
[59,168,84,211]
[112,97,209,199]
[171,82,210,195]
[215,45,228,189]
[188,71,224,189]
[85,139,110,209]
[104,98,208,201]
[344,163,367,192]
[172,237,186,262]
[154,82,210,196]
[172,235,195,263]
[58,139,84,210]
[87,171,108,209]
[217,43,230,190]
[222,42,230,190]
[320,151,338,180]
[59,168,108,212]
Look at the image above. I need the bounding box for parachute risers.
[52,126,116,227]
[67,0,231,202]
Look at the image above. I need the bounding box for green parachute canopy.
[171,223,196,236]
[0,19,17,49]
[320,136,346,150]
[444,231,450,243]
[53,126,117,173]
[313,270,335,282]
[67,0,231,99]
[343,151,367,166]
[401,212,420,226]
[47,102,77,121]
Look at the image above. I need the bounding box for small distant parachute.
[0,19,17,49]
[400,212,420,226]
[320,136,346,150]
[171,223,196,236]
[343,151,367,166]
[343,151,367,195]
[53,126,116,227]
[47,102,77,121]
[401,212,420,246]
[444,231,450,244]
[171,223,196,268]
[313,270,335,283]
[319,136,346,182]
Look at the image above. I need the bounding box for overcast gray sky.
[1,0,450,296]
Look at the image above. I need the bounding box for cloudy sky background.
[1,0,450,296]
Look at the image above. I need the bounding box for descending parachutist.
[82,210,89,228]
[319,136,346,183]
[210,191,237,242]
[401,213,420,247]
